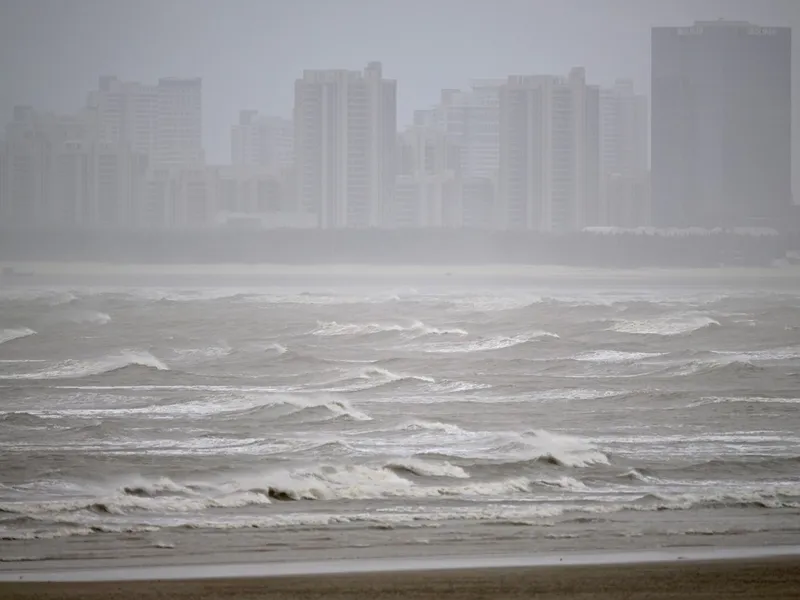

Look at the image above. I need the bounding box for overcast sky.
[1,0,798,165]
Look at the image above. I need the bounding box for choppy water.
[1,274,800,564]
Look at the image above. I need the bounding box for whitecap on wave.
[571,350,665,363]
[318,366,435,393]
[0,461,593,519]
[425,331,558,353]
[60,310,112,325]
[394,419,471,436]
[0,328,36,345]
[312,320,467,338]
[171,344,232,362]
[385,457,470,479]
[13,392,371,423]
[0,351,168,380]
[610,315,719,336]
[486,429,611,468]
[690,396,800,407]
[265,342,288,355]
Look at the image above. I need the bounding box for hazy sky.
[1,0,798,165]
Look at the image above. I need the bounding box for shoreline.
[1,555,799,600]
[2,545,798,582]
[3,260,800,280]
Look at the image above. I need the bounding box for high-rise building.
[142,167,178,229]
[231,111,293,170]
[2,105,148,229]
[605,172,651,228]
[600,80,649,179]
[599,80,650,226]
[498,68,600,231]
[175,166,216,227]
[652,20,791,228]
[88,77,157,159]
[156,78,204,168]
[53,140,149,229]
[88,76,204,168]
[294,62,396,228]
[419,80,503,180]
[461,177,496,229]
[393,126,462,228]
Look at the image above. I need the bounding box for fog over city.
[2,2,800,595]
[1,0,798,162]
[0,0,799,267]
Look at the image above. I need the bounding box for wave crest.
[0,328,36,345]
[320,367,435,393]
[396,419,469,435]
[385,458,469,479]
[481,430,610,468]
[426,331,559,354]
[634,487,800,511]
[281,395,372,421]
[0,412,47,426]
[62,310,112,325]
[611,315,719,336]
[312,320,467,338]
[571,350,665,363]
[0,351,169,380]
[673,358,764,378]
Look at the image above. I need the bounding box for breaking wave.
[312,320,467,337]
[0,412,48,427]
[634,487,800,511]
[0,465,594,517]
[620,468,660,483]
[0,351,169,380]
[487,429,610,468]
[610,315,719,336]
[670,358,765,378]
[2,474,797,540]
[395,419,470,435]
[172,344,232,361]
[571,350,665,363]
[61,310,112,325]
[266,342,288,355]
[0,328,36,345]
[385,458,470,479]
[266,394,372,421]
[422,430,611,469]
[426,331,559,353]
[320,367,435,392]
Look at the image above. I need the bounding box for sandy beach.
[2,557,799,599]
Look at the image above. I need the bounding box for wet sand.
[2,557,799,599]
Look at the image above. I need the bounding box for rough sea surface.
[1,271,799,565]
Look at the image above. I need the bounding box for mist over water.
[1,273,799,563]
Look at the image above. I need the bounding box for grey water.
[1,272,799,566]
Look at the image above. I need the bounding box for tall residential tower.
[231,111,293,170]
[599,80,650,227]
[498,68,600,231]
[87,76,204,168]
[651,20,791,228]
[294,62,396,228]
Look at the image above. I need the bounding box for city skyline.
[2,0,798,167]
[0,4,795,235]
[1,63,654,231]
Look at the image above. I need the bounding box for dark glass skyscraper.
[651,21,791,229]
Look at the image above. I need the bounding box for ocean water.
[1,272,799,565]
